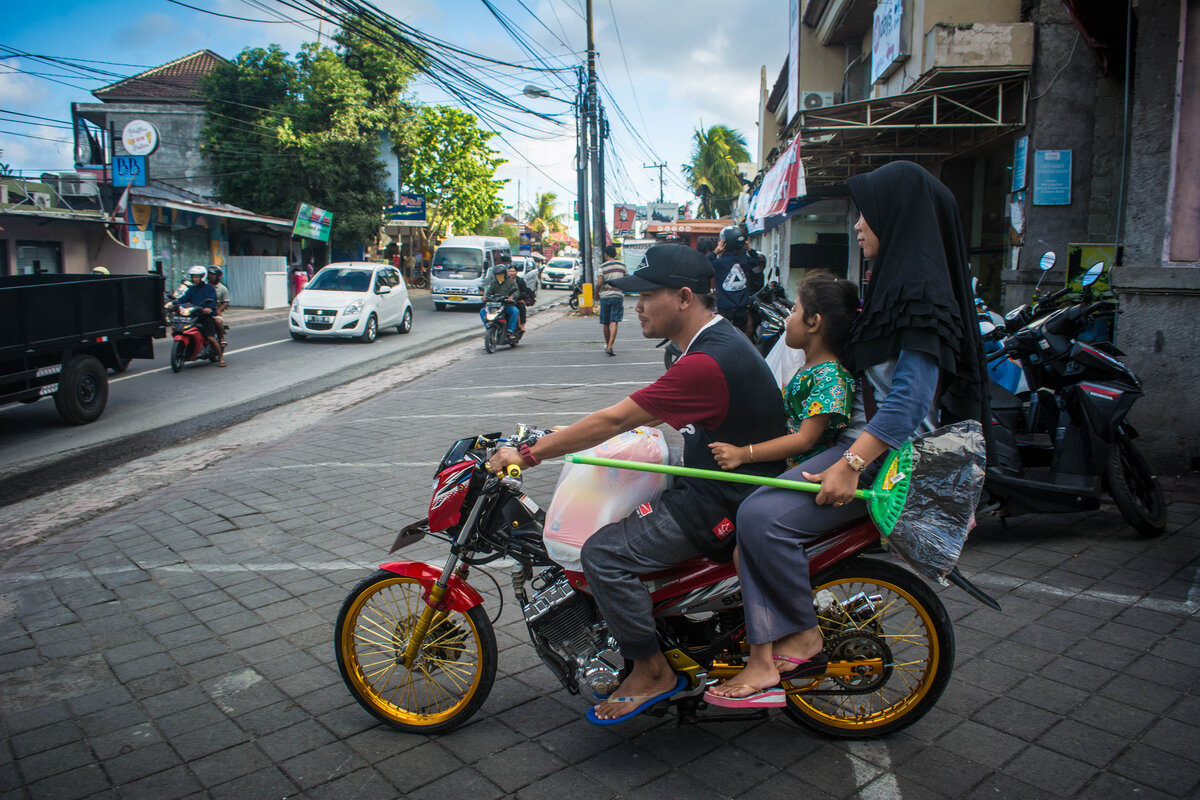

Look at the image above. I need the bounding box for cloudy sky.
[2,0,788,219]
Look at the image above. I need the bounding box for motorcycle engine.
[522,574,621,700]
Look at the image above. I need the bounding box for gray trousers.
[580,503,702,660]
[736,445,870,645]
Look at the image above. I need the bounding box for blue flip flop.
[586,675,687,726]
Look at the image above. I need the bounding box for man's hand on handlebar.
[487,446,526,474]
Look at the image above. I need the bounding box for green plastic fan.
[564,440,914,536]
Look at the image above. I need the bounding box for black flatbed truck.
[0,273,166,424]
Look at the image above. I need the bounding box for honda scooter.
[168,306,222,372]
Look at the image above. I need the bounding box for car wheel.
[360,314,378,343]
[397,307,413,334]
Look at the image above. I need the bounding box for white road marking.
[848,741,901,799]
[971,573,1199,615]
[110,338,291,382]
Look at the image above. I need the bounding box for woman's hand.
[802,458,860,507]
[709,442,747,470]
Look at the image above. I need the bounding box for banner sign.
[113,155,147,187]
[749,135,806,225]
[787,0,800,123]
[1033,150,1072,206]
[613,204,636,235]
[1011,136,1028,193]
[871,0,907,85]
[293,202,333,242]
[387,192,427,222]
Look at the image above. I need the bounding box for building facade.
[747,0,1198,469]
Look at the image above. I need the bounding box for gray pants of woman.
[736,445,870,645]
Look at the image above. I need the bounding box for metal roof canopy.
[797,74,1028,186]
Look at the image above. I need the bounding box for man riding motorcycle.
[479,263,521,340]
[172,265,226,367]
[712,225,762,336]
[207,265,230,350]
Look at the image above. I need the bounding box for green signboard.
[293,202,333,242]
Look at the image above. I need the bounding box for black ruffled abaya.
[846,161,988,423]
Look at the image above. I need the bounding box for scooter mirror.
[1081,261,1105,287]
[979,320,997,336]
[1038,252,1056,271]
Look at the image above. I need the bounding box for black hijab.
[846,161,987,423]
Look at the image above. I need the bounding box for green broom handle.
[562,454,875,499]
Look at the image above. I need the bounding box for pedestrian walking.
[597,244,626,356]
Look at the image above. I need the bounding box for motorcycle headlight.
[344,299,364,316]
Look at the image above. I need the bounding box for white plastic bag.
[765,336,806,389]
[544,428,670,570]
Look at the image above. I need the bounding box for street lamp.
[523,73,596,296]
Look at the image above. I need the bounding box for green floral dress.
[782,360,856,467]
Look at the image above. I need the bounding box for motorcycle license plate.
[306,315,333,324]
[447,295,466,302]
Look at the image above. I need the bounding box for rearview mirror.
[1038,252,1056,271]
[377,285,392,295]
[1081,261,1105,287]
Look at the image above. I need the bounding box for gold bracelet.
[748,444,755,463]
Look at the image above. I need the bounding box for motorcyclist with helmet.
[172,265,226,367]
[207,266,230,350]
[712,225,762,336]
[479,263,522,341]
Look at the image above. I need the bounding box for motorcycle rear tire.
[783,558,954,738]
[1108,433,1167,537]
[170,340,187,373]
[485,326,500,353]
[335,570,497,734]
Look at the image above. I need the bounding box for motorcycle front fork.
[399,494,487,669]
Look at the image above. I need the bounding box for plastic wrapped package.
[764,336,806,389]
[885,420,987,582]
[544,428,670,570]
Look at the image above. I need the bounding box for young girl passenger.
[706,270,859,706]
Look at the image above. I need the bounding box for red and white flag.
[113,186,131,218]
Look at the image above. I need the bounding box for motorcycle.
[334,425,998,736]
[167,305,222,372]
[567,280,583,310]
[981,261,1166,536]
[483,297,524,353]
[751,281,793,357]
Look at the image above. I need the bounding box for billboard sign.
[293,202,333,242]
[386,192,427,222]
[613,204,636,236]
[871,0,907,85]
[647,203,679,224]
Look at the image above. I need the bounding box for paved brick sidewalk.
[1,308,1197,799]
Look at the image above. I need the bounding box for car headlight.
[344,299,364,316]
[292,298,301,313]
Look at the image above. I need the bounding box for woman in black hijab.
[707,161,987,704]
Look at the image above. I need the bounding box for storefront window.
[15,241,62,275]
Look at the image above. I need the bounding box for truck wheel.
[53,355,108,425]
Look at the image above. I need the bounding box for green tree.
[200,23,418,250]
[681,124,751,218]
[398,106,506,237]
[524,191,565,243]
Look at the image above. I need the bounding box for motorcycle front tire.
[1108,433,1167,537]
[170,340,187,373]
[569,294,579,310]
[485,326,500,353]
[783,558,954,738]
[335,570,498,734]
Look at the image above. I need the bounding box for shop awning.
[794,74,1028,186]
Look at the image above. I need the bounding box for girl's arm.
[709,413,834,470]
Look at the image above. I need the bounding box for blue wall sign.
[1011,136,1028,193]
[113,155,147,187]
[1033,149,1072,205]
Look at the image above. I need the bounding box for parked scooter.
[980,261,1166,536]
[167,306,222,372]
[567,280,583,310]
[483,297,524,353]
[335,425,998,735]
[750,281,793,357]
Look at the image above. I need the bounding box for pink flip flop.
[774,653,828,681]
[703,685,787,709]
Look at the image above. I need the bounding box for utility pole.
[644,163,666,203]
[586,0,603,298]
[574,67,588,277]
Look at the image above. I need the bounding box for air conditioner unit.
[802,91,840,110]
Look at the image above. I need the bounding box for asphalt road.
[0,288,570,505]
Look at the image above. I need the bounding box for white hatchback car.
[289,263,413,343]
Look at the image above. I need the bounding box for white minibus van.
[430,236,512,310]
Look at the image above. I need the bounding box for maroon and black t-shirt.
[631,319,788,555]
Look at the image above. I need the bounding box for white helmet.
[187,265,208,279]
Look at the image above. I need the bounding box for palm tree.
[681,124,751,218]
[525,191,565,242]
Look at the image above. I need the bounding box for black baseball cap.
[609,244,714,293]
